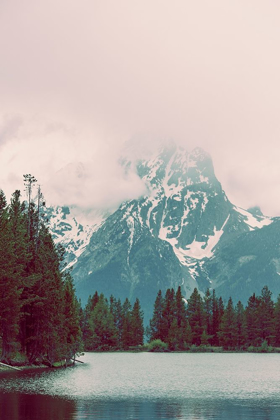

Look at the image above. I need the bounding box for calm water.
[1,352,280,419]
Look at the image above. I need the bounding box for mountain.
[48,143,279,321]
[46,205,104,269]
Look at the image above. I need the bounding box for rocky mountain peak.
[46,143,278,321]
[247,206,264,217]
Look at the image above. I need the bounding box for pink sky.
[1,1,280,215]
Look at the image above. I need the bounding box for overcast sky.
[1,0,280,216]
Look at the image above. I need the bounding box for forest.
[1,177,280,366]
[82,284,280,353]
[0,177,82,365]
[146,285,280,351]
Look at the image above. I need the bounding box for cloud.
[0,115,23,146]
[0,114,147,211]
[1,1,280,215]
[45,158,147,211]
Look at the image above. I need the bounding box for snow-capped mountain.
[46,206,105,269]
[48,143,279,320]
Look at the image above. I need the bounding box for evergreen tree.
[23,174,37,240]
[235,301,246,349]
[259,286,274,345]
[130,298,144,346]
[162,288,176,342]
[27,225,65,364]
[204,288,212,337]
[273,294,280,347]
[0,191,22,362]
[110,297,123,349]
[181,318,193,347]
[218,296,224,325]
[88,294,118,350]
[121,298,132,349]
[167,319,179,350]
[62,273,83,360]
[186,288,205,345]
[218,297,237,350]
[83,292,99,349]
[246,293,261,347]
[149,290,165,342]
[211,290,220,346]
[174,286,188,349]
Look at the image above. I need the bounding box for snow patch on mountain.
[47,206,104,270]
[234,206,272,229]
[126,216,135,265]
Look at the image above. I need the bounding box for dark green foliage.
[147,285,279,352]
[62,274,83,360]
[246,293,261,347]
[87,294,118,351]
[218,297,237,350]
[110,296,123,348]
[274,295,280,346]
[130,298,144,347]
[82,294,144,351]
[0,182,82,364]
[148,290,165,342]
[259,286,275,345]
[187,288,206,346]
[0,190,22,361]
[211,290,220,346]
[235,301,246,349]
[147,339,168,352]
[121,298,132,349]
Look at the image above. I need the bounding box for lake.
[1,352,280,419]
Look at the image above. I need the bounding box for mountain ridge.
[47,144,278,321]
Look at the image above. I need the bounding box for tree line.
[0,177,82,365]
[82,292,144,351]
[148,285,280,351]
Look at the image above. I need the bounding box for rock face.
[48,143,279,320]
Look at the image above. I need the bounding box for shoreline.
[1,347,280,372]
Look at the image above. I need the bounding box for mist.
[1,1,280,215]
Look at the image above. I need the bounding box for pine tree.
[273,294,280,347]
[186,288,206,345]
[259,286,275,345]
[121,298,132,349]
[83,292,99,349]
[23,174,37,240]
[181,318,193,347]
[62,273,83,361]
[246,293,261,347]
[175,286,188,349]
[110,296,123,349]
[88,294,118,350]
[235,301,246,349]
[218,297,237,350]
[162,288,176,342]
[149,290,165,342]
[203,288,213,345]
[0,191,22,362]
[130,298,144,347]
[28,225,65,364]
[211,290,220,346]
[167,319,179,350]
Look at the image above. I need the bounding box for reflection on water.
[1,353,280,419]
[0,393,76,420]
[1,393,280,420]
